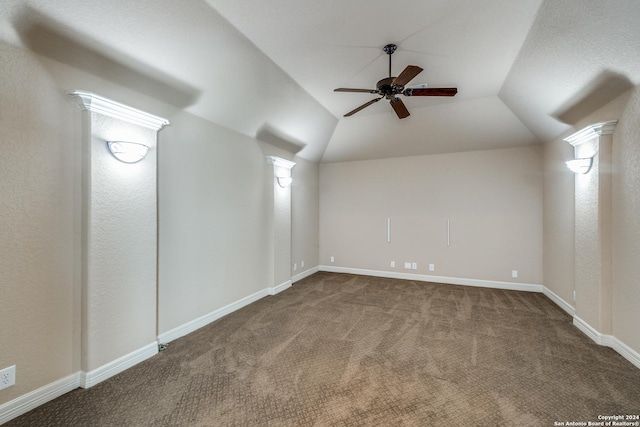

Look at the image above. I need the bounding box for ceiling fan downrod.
[383,43,397,78]
[333,42,457,119]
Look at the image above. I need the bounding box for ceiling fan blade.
[404,87,458,97]
[334,88,378,93]
[344,97,383,117]
[390,97,410,119]
[392,65,423,87]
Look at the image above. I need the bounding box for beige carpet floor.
[7,272,640,426]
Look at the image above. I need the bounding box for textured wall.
[1,39,317,409]
[272,163,292,287]
[573,136,609,332]
[544,87,639,357]
[612,87,640,354]
[0,42,80,402]
[84,112,158,371]
[319,146,543,284]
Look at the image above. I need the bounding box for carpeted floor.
[7,272,640,426]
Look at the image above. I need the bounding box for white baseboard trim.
[4,269,637,425]
[80,341,158,389]
[269,280,292,296]
[319,265,640,370]
[157,287,270,344]
[292,266,320,284]
[610,336,640,370]
[573,316,640,369]
[0,372,80,425]
[158,279,298,344]
[573,315,603,344]
[319,265,542,293]
[541,286,575,316]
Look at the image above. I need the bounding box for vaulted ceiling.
[2,0,639,162]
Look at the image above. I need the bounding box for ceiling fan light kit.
[334,43,458,119]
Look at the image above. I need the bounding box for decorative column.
[564,121,616,340]
[69,91,169,387]
[265,156,295,294]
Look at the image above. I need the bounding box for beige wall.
[0,41,80,403]
[292,157,319,276]
[3,14,638,421]
[320,146,543,285]
[84,112,159,371]
[611,87,640,354]
[157,111,271,334]
[1,39,322,410]
[542,137,575,306]
[543,87,640,356]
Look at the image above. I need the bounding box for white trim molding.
[573,316,640,370]
[265,156,296,170]
[563,120,617,146]
[158,288,269,344]
[80,342,158,389]
[292,266,320,283]
[0,372,80,425]
[542,287,575,317]
[319,265,542,293]
[318,265,640,370]
[68,90,170,131]
[609,336,640,370]
[269,280,292,296]
[158,279,298,345]
[0,342,161,423]
[573,315,604,345]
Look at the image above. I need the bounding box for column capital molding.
[265,156,296,170]
[563,120,618,147]
[68,90,169,131]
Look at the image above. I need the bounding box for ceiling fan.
[334,44,457,119]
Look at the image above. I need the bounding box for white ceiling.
[2,0,639,162]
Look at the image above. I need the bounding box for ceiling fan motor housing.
[334,43,457,118]
[377,77,403,98]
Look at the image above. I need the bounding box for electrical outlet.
[512,270,518,278]
[301,260,304,268]
[404,262,412,269]
[412,262,418,270]
[293,263,297,272]
[330,256,335,263]
[0,366,16,390]
[390,261,395,268]
[429,264,435,272]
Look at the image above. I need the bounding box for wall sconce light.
[106,141,149,163]
[565,157,593,174]
[277,175,293,188]
[266,156,296,188]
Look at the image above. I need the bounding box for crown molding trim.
[68,90,170,131]
[563,120,618,146]
[265,156,296,170]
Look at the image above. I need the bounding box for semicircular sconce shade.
[277,176,293,188]
[565,157,593,174]
[107,141,149,163]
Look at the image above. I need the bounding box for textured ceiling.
[2,0,639,162]
[500,0,640,142]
